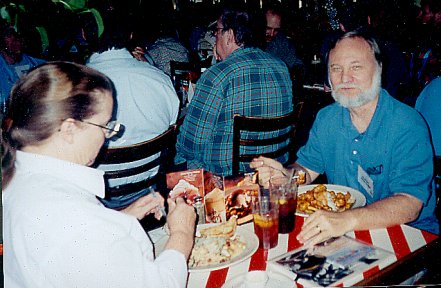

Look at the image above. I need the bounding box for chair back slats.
[97,125,176,198]
[100,128,175,164]
[106,177,158,197]
[103,158,161,179]
[232,112,296,176]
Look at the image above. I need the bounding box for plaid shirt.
[175,47,293,176]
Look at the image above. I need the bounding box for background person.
[251,31,438,247]
[87,19,180,209]
[263,2,304,79]
[175,6,293,176]
[2,61,196,288]
[0,22,46,114]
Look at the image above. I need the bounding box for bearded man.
[250,31,439,244]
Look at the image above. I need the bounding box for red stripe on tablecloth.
[354,230,373,245]
[288,216,305,251]
[249,248,267,271]
[421,230,438,244]
[387,226,410,259]
[205,268,228,288]
[363,266,380,279]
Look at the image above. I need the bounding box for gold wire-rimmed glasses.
[80,120,124,139]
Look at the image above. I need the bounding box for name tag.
[358,165,374,197]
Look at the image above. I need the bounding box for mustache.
[333,83,360,90]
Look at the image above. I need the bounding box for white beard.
[331,67,382,108]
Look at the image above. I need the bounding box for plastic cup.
[269,175,298,234]
[252,196,279,249]
[244,270,269,288]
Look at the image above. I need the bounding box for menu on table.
[166,169,259,224]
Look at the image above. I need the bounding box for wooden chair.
[96,125,177,230]
[232,112,296,176]
[98,125,176,198]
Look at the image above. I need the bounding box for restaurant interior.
[1,0,441,286]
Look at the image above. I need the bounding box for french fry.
[297,185,354,214]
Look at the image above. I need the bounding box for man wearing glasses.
[175,6,293,176]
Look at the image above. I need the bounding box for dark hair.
[219,8,258,48]
[326,30,383,68]
[1,61,115,189]
[94,20,133,53]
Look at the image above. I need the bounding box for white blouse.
[3,151,187,288]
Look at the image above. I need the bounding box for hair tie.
[2,117,13,132]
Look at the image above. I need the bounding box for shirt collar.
[342,89,389,138]
[87,48,133,64]
[15,151,105,198]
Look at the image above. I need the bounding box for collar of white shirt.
[15,150,105,198]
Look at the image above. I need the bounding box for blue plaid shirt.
[175,47,293,176]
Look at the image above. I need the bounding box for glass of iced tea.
[252,196,279,249]
[269,174,298,234]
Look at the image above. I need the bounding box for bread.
[199,216,238,238]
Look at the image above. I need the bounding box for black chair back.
[98,125,176,199]
[232,112,296,176]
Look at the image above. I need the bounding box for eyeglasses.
[212,27,225,36]
[80,120,124,139]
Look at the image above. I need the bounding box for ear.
[58,118,77,144]
[226,29,235,46]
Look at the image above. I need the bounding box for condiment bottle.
[193,196,206,224]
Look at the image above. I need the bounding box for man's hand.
[250,156,288,188]
[297,210,356,247]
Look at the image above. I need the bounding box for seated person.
[251,31,439,248]
[146,17,190,77]
[86,20,180,209]
[2,61,196,287]
[0,23,45,112]
[175,7,293,176]
[264,3,304,72]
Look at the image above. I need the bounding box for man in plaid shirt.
[175,7,293,176]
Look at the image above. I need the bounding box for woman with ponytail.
[2,62,195,288]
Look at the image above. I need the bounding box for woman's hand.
[121,192,165,220]
[164,197,196,259]
[250,156,288,188]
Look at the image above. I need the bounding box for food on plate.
[297,184,354,214]
[296,170,306,185]
[199,215,237,238]
[189,217,246,268]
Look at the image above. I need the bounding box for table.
[149,216,438,288]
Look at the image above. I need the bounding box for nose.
[340,69,353,84]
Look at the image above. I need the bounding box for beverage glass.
[252,196,279,249]
[269,174,298,234]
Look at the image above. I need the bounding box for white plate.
[154,223,259,272]
[296,184,366,217]
[222,269,297,288]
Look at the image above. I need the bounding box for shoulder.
[416,77,441,110]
